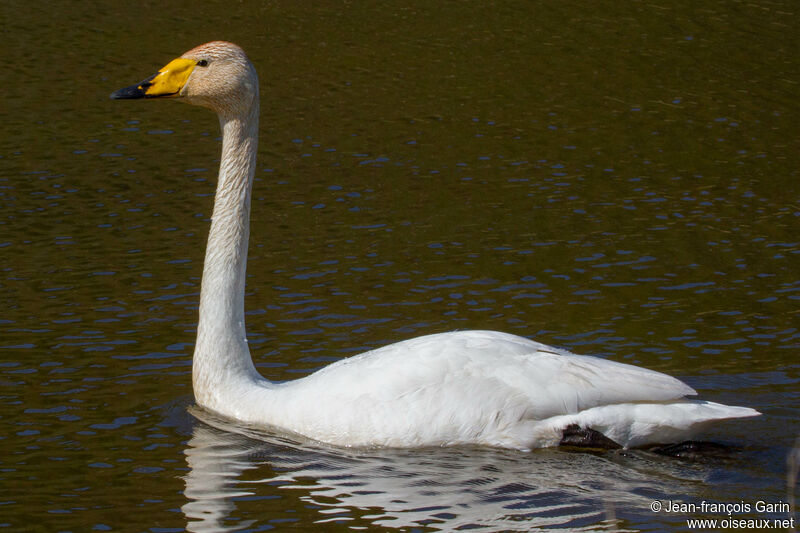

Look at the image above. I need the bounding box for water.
[1,0,798,531]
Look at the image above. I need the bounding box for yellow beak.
[111,57,197,99]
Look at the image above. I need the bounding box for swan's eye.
[197,59,209,67]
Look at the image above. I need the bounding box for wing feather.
[299,330,695,419]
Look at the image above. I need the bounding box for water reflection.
[182,410,713,532]
[183,427,260,531]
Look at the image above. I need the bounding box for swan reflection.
[181,410,710,532]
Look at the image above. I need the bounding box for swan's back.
[299,331,694,414]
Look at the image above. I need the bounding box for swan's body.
[112,41,759,451]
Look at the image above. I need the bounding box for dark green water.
[1,1,797,531]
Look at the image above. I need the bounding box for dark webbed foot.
[647,441,736,459]
[559,424,623,450]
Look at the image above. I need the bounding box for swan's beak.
[110,57,197,100]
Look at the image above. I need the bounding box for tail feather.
[532,400,760,449]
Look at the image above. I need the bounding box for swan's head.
[111,41,258,117]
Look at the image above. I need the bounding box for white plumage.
[112,41,759,451]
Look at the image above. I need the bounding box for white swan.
[112,41,759,451]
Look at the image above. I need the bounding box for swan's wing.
[294,330,695,420]
[447,330,696,417]
[502,346,697,418]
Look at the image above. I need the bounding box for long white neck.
[192,96,265,408]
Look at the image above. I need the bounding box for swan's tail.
[529,400,760,449]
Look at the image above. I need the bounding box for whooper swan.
[111,41,759,451]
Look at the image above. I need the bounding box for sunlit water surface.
[1,0,797,531]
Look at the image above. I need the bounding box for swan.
[111,41,760,451]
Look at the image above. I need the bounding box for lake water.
[1,0,797,531]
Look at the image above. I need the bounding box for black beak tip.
[110,84,146,100]
[111,73,159,100]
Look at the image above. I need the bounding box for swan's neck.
[193,98,265,408]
